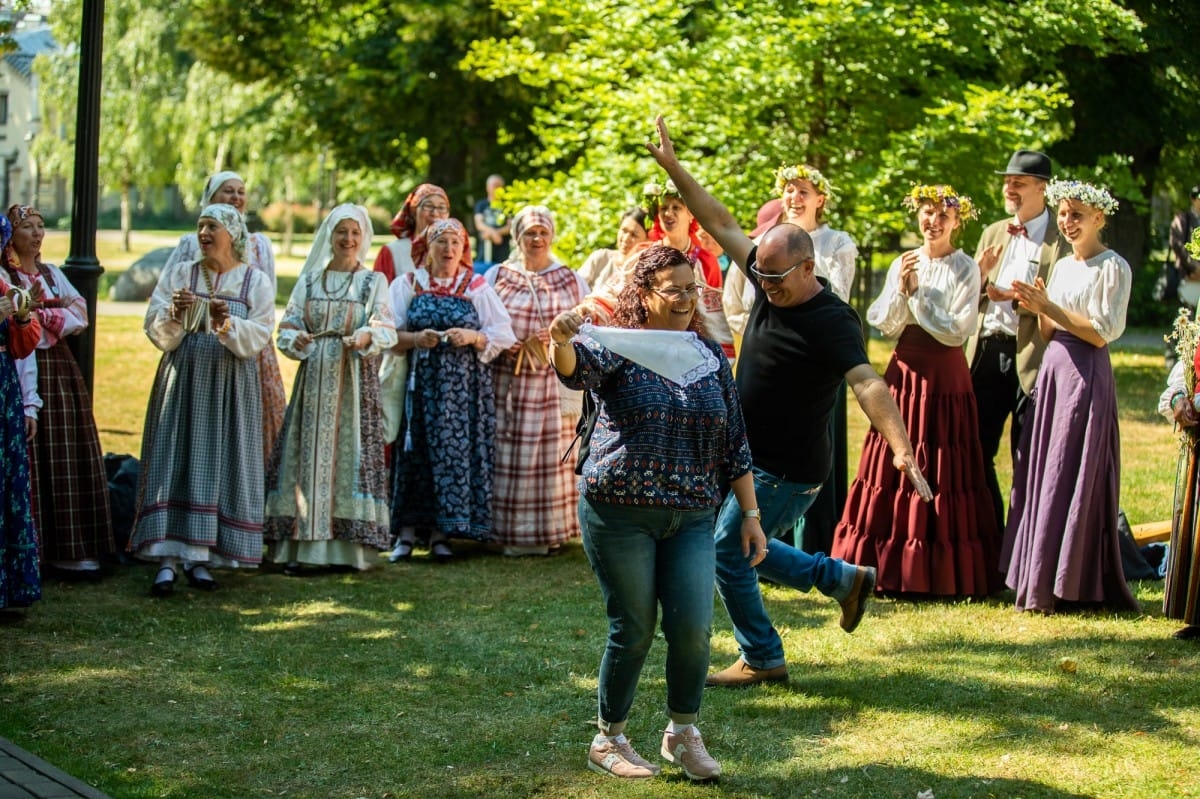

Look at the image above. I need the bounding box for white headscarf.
[201,171,244,207]
[199,203,247,261]
[504,204,562,268]
[300,203,373,279]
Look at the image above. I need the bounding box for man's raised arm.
[645,115,754,270]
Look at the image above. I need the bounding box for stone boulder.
[108,247,175,301]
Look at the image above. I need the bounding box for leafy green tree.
[466,0,1145,262]
[182,0,545,215]
[37,0,189,249]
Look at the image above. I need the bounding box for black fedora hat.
[996,150,1052,180]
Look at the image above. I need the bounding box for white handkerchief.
[577,322,719,386]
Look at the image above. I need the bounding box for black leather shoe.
[151,566,177,598]
[183,565,217,591]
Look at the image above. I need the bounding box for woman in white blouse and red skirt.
[833,185,1000,599]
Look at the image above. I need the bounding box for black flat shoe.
[183,565,217,591]
[431,540,453,564]
[151,566,177,598]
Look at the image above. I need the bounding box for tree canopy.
[30,0,1200,268]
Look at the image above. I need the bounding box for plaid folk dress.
[10,262,114,566]
[130,261,275,567]
[488,262,587,549]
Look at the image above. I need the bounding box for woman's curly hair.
[611,244,707,337]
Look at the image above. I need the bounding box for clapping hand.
[898,250,921,296]
[1011,277,1049,314]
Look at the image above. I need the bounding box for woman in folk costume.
[1158,337,1200,639]
[132,204,275,597]
[165,171,286,470]
[265,204,397,574]
[486,206,589,555]
[389,219,515,562]
[832,185,1000,598]
[373,183,451,286]
[4,204,113,579]
[0,214,42,610]
[643,180,734,361]
[1002,180,1138,614]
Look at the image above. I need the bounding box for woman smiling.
[1002,179,1138,614]
[833,185,1000,599]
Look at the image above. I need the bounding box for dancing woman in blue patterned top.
[550,245,766,782]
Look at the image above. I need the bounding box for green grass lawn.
[1,276,1194,798]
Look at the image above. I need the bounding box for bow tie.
[1007,222,1027,237]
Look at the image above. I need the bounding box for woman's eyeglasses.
[749,259,807,284]
[652,285,703,301]
[419,203,450,214]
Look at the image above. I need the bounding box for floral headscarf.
[4,205,44,275]
[300,204,373,279]
[390,183,450,239]
[419,217,474,274]
[199,203,248,261]
[201,171,244,207]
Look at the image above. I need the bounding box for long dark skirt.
[1001,332,1138,613]
[28,342,114,563]
[833,326,1000,597]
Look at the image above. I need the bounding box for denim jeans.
[714,466,858,670]
[579,496,716,733]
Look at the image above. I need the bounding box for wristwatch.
[742,508,761,520]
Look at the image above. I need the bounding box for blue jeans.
[580,496,716,734]
[714,466,858,670]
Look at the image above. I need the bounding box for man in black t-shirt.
[647,117,932,687]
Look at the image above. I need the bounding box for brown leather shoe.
[704,658,788,687]
[839,565,877,633]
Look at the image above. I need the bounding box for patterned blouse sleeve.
[717,348,753,480]
[36,264,89,341]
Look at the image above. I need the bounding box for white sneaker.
[661,726,721,780]
[587,737,660,779]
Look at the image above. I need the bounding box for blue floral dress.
[391,281,497,541]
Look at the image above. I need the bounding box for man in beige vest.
[965,150,1065,532]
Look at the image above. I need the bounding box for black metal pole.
[61,0,105,393]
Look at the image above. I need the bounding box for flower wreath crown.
[901,184,978,220]
[1043,179,1119,216]
[773,164,835,200]
[642,179,683,229]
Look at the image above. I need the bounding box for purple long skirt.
[1001,332,1139,613]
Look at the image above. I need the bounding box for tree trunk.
[283,167,295,258]
[121,180,132,253]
